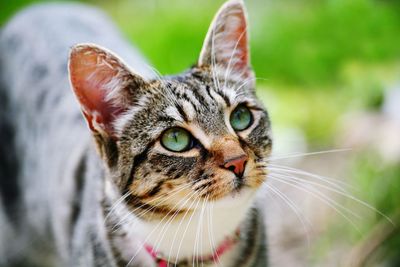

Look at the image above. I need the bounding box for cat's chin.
[132,188,257,262]
[211,187,257,209]
[204,177,262,203]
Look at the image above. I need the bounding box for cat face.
[69,0,271,220]
[118,71,271,216]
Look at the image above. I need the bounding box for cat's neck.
[104,181,257,266]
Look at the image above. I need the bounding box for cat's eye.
[230,105,253,131]
[161,127,192,152]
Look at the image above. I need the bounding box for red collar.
[144,230,240,267]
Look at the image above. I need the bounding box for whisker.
[267,176,362,233]
[142,63,166,87]
[209,200,222,266]
[269,166,394,224]
[199,195,207,267]
[174,195,203,264]
[204,195,216,267]
[234,77,270,96]
[135,184,194,228]
[211,25,222,93]
[124,188,198,267]
[176,187,209,264]
[269,166,350,194]
[193,196,204,267]
[167,192,201,266]
[269,163,354,191]
[223,27,248,89]
[268,148,352,161]
[152,190,199,256]
[265,183,311,247]
[112,183,191,231]
[104,191,131,222]
[133,182,192,218]
[270,169,356,199]
[270,174,362,219]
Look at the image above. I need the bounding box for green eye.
[230,105,253,131]
[161,127,192,152]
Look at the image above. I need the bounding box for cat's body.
[0,4,152,266]
[0,1,270,267]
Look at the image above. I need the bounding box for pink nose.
[223,155,248,177]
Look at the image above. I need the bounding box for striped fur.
[0,1,271,266]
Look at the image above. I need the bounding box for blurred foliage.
[353,153,400,217]
[1,0,399,145]
[1,0,399,265]
[95,0,400,88]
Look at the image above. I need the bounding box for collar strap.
[145,230,240,267]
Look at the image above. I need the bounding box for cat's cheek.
[198,171,238,200]
[246,172,267,189]
[241,161,262,188]
[131,178,191,205]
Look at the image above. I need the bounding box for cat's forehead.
[153,74,254,133]
[116,72,260,146]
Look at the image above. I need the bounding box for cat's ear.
[69,44,147,138]
[198,0,250,77]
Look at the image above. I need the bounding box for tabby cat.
[0,0,271,266]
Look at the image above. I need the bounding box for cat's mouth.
[197,172,264,202]
[233,175,246,191]
[202,163,267,201]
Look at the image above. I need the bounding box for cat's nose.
[223,155,248,178]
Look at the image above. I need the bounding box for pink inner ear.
[199,2,250,76]
[69,48,125,136]
[227,14,248,72]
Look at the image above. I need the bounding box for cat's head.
[68,0,271,219]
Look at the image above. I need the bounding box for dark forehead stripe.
[173,72,218,106]
[174,102,189,122]
[215,88,231,106]
[204,85,215,102]
[187,83,213,109]
[171,85,201,114]
[157,114,176,123]
[189,77,230,107]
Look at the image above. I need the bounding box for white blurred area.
[263,83,400,266]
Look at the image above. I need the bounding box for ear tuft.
[198,0,250,77]
[69,44,146,138]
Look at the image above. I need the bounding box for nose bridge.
[213,137,245,161]
[212,136,248,176]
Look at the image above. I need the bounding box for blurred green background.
[1,0,399,266]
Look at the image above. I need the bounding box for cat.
[0,0,271,266]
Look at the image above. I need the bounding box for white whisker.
[269,148,352,161]
[269,163,353,191]
[175,196,202,264]
[112,183,191,231]
[223,27,248,88]
[152,190,199,255]
[124,188,197,266]
[209,200,221,266]
[268,176,362,233]
[167,192,200,266]
[265,183,311,247]
[269,165,394,224]
[269,166,350,194]
[104,191,131,222]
